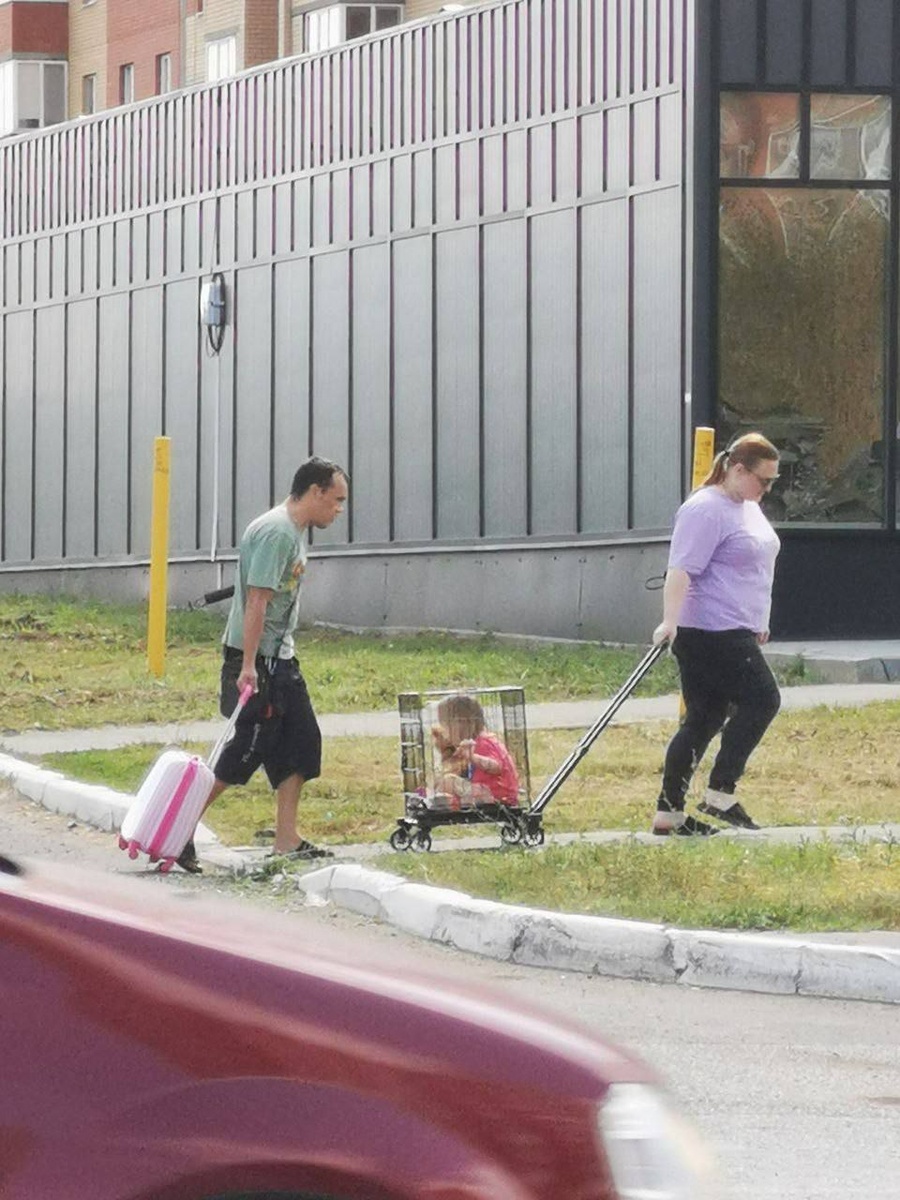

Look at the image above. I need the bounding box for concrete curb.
[0,752,244,872]
[297,864,900,1005]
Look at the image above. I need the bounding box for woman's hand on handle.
[653,621,676,647]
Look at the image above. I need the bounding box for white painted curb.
[298,864,900,1006]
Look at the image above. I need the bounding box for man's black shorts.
[216,649,322,789]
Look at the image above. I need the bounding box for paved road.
[2,783,898,1200]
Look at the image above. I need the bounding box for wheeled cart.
[388,642,666,852]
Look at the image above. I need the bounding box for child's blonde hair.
[436,694,486,745]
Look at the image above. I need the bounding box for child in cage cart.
[426,694,520,809]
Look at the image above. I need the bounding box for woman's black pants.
[661,627,781,810]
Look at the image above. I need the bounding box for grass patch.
[373,838,900,932]
[13,594,898,933]
[1,593,683,734]
[44,703,900,842]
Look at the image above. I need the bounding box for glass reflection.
[720,93,801,179]
[718,188,888,524]
[810,95,891,181]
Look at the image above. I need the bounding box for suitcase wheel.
[158,859,174,874]
[127,840,140,860]
[117,835,127,851]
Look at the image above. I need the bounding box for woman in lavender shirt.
[651,433,782,836]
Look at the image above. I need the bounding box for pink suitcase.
[118,685,252,872]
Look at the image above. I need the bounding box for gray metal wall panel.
[3,312,33,562]
[531,124,553,207]
[333,170,350,244]
[20,241,34,307]
[350,243,391,543]
[64,300,97,559]
[482,219,528,536]
[234,265,274,521]
[607,106,629,192]
[631,187,682,529]
[96,294,130,556]
[414,149,433,227]
[556,117,577,204]
[507,128,527,211]
[130,288,164,558]
[764,0,803,84]
[310,251,350,546]
[435,146,455,226]
[580,199,629,532]
[392,234,433,542]
[237,190,255,261]
[633,99,657,188]
[35,238,50,303]
[163,281,200,553]
[33,306,65,560]
[272,257,311,495]
[373,159,390,236]
[855,0,893,88]
[0,0,689,623]
[530,209,577,534]
[392,155,413,233]
[719,0,758,84]
[183,202,201,274]
[435,227,480,538]
[810,0,847,87]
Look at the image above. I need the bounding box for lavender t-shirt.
[668,487,781,633]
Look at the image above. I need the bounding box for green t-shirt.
[223,505,308,659]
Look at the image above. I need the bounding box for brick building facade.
[0,0,67,137]
[11,0,449,130]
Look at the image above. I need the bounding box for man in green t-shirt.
[178,456,349,873]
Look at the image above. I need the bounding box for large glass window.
[303,4,403,53]
[719,187,888,524]
[719,91,892,526]
[206,35,237,83]
[810,95,890,181]
[0,60,69,135]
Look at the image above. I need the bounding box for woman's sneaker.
[698,789,760,830]
[651,801,718,837]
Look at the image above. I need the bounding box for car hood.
[0,853,653,1100]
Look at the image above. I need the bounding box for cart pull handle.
[528,641,668,816]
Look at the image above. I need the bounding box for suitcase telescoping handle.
[206,682,254,771]
[528,641,668,816]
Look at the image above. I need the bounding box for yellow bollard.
[691,425,716,490]
[147,437,171,678]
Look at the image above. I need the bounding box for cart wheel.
[411,830,433,852]
[523,826,545,847]
[390,826,412,851]
[500,822,523,845]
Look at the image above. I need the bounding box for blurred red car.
[0,852,713,1200]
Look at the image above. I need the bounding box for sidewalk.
[2,664,900,1006]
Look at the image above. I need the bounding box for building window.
[82,73,96,115]
[304,5,403,53]
[119,63,134,105]
[0,61,68,136]
[718,92,892,527]
[156,53,173,95]
[206,34,237,82]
